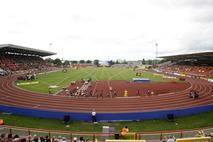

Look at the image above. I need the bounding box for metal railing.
[0,125,212,142]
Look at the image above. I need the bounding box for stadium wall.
[0,104,213,121]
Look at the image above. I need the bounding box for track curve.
[0,75,213,114]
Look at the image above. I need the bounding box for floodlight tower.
[155,42,158,67]
[49,43,53,51]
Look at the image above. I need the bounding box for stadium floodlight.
[155,42,158,67]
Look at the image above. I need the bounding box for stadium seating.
[158,65,213,77]
[0,54,46,71]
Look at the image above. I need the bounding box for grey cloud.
[176,0,213,8]
[65,35,82,40]
[185,40,213,52]
[149,0,213,11]
[8,30,23,34]
[93,38,129,47]
[71,14,94,23]
[129,35,145,41]
[180,31,213,53]
[192,9,213,24]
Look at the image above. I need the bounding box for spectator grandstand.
[158,65,213,77]
[159,52,213,77]
[0,44,56,73]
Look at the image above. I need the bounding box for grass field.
[15,67,175,94]
[0,111,212,132]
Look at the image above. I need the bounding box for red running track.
[0,76,213,113]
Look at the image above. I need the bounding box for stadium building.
[0,44,56,72]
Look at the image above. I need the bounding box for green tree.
[142,58,146,65]
[93,59,99,66]
[86,60,92,64]
[148,59,152,65]
[45,58,54,64]
[158,59,167,64]
[63,60,70,65]
[70,60,78,64]
[79,60,85,64]
[122,60,127,64]
[108,60,115,66]
[53,58,62,65]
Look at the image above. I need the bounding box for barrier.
[159,70,212,83]
[0,125,212,141]
[132,78,150,83]
[136,127,213,141]
[16,81,39,86]
[0,104,213,121]
[120,133,136,140]
[176,137,212,142]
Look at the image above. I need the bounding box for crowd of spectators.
[0,133,95,142]
[158,65,213,77]
[0,54,60,78]
[1,133,66,142]
[0,54,49,72]
[0,128,212,142]
[0,133,26,142]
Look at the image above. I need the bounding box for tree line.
[45,58,167,66]
[45,58,100,66]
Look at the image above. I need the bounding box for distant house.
[127,61,142,67]
[72,64,95,68]
[111,64,129,68]
[99,61,110,67]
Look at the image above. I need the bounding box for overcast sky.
[0,0,213,60]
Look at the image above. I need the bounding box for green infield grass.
[15,67,178,94]
[0,111,212,132]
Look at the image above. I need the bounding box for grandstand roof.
[159,52,213,66]
[159,52,213,60]
[0,44,56,57]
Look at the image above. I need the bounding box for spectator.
[0,133,6,142]
[167,136,175,142]
[45,135,51,142]
[7,133,13,142]
[32,134,39,142]
[73,137,77,142]
[121,126,129,137]
[40,136,45,142]
[21,138,26,142]
[61,137,66,142]
[79,136,85,142]
[196,130,205,137]
[161,136,167,142]
[13,135,20,142]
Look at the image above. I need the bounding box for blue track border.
[0,104,213,121]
